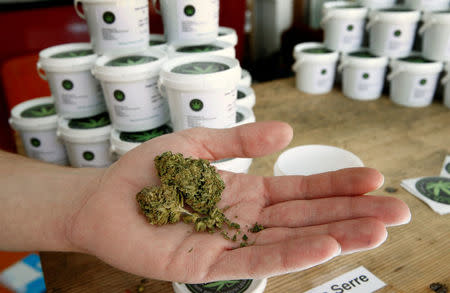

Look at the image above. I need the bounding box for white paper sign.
[304,266,386,293]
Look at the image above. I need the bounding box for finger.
[262,168,384,205]
[259,195,411,227]
[252,218,387,254]
[205,235,340,281]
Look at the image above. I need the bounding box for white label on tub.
[315,64,335,91]
[409,75,437,104]
[176,0,219,39]
[173,89,236,131]
[65,140,113,168]
[341,21,365,49]
[304,266,385,293]
[90,1,149,48]
[354,68,384,94]
[48,71,105,117]
[20,130,68,165]
[386,24,416,56]
[102,77,169,130]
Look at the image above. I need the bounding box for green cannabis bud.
[136,151,232,233]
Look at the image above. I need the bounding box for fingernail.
[376,174,385,190]
[334,244,342,257]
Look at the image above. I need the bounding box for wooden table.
[39,78,450,292]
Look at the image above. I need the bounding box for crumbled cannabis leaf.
[136,152,241,238]
[249,222,265,233]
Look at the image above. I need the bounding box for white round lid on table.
[218,26,238,46]
[57,112,112,144]
[274,145,364,176]
[9,97,58,132]
[37,43,97,74]
[236,86,256,109]
[92,48,168,83]
[173,279,267,293]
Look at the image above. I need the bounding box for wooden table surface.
[39,77,450,293]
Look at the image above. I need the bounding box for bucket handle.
[418,18,436,35]
[441,73,450,85]
[337,60,349,73]
[291,58,305,72]
[320,12,335,28]
[152,0,161,15]
[366,15,380,31]
[36,62,47,80]
[74,0,85,19]
[387,65,405,81]
[157,78,166,96]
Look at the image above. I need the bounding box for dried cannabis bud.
[249,222,265,233]
[136,151,234,233]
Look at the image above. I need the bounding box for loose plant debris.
[385,187,398,193]
[249,222,265,233]
[136,152,264,247]
[430,283,448,293]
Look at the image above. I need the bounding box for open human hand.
[67,121,411,283]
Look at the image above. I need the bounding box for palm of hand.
[67,122,410,283]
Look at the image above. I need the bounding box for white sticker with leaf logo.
[351,68,385,95]
[385,24,416,56]
[315,64,336,91]
[401,176,450,215]
[65,141,113,168]
[340,20,365,50]
[20,130,68,166]
[408,74,438,104]
[176,0,218,39]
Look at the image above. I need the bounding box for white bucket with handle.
[405,0,450,11]
[388,56,443,107]
[153,0,219,46]
[357,0,397,9]
[419,10,450,61]
[74,0,149,55]
[321,2,368,52]
[441,62,450,108]
[338,50,388,100]
[292,42,339,94]
[367,8,421,58]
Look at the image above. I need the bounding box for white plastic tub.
[237,86,256,109]
[419,10,450,61]
[110,124,172,158]
[154,0,219,46]
[167,40,236,59]
[357,0,397,9]
[159,55,241,131]
[57,112,114,168]
[367,8,421,58]
[442,62,450,108]
[37,43,105,119]
[173,279,267,293]
[274,145,364,176]
[218,26,238,46]
[236,106,256,127]
[92,49,170,132]
[9,97,68,165]
[74,0,149,55]
[405,0,450,11]
[239,69,252,87]
[321,2,368,52]
[388,56,443,107]
[292,42,339,94]
[339,50,388,100]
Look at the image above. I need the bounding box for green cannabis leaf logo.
[83,151,95,161]
[30,138,41,148]
[103,11,115,24]
[420,79,427,86]
[51,49,94,58]
[120,125,172,143]
[321,69,327,75]
[185,279,253,293]
[21,103,56,118]
[184,5,195,16]
[416,177,450,204]
[347,24,354,31]
[363,73,370,79]
[190,99,203,112]
[172,62,230,75]
[114,90,125,102]
[106,56,156,67]
[62,80,74,90]
[203,280,240,291]
[177,45,221,53]
[68,113,110,129]
[394,30,402,37]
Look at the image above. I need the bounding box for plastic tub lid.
[92,48,168,83]
[38,43,97,73]
[110,124,173,156]
[274,145,364,176]
[236,105,256,127]
[218,26,238,46]
[422,10,450,24]
[9,97,58,132]
[390,55,443,73]
[293,42,339,62]
[342,50,389,67]
[237,86,256,109]
[173,279,267,293]
[168,40,234,56]
[57,112,112,144]
[160,55,241,91]
[369,7,421,23]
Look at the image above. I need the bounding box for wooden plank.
[40,78,450,292]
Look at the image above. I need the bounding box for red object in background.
[0,1,246,152]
